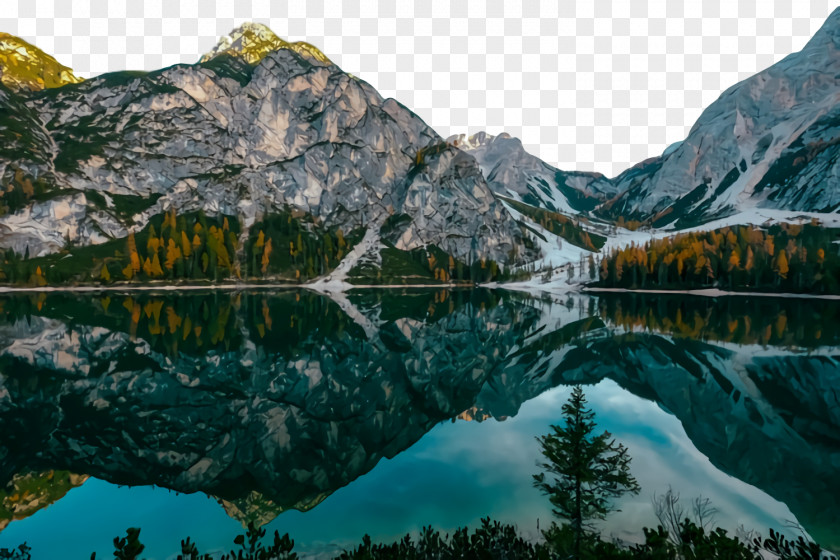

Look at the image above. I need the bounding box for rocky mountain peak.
[0,33,83,92]
[451,131,616,213]
[199,22,332,66]
[598,5,840,227]
[801,6,840,52]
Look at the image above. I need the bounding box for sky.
[3,0,837,176]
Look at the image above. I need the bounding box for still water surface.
[0,289,836,558]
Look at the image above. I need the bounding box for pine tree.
[180,231,192,258]
[533,386,640,558]
[165,238,181,272]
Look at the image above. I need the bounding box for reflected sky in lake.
[0,380,797,559]
[0,290,836,558]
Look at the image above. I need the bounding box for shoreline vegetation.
[580,286,840,300]
[2,216,839,299]
[593,223,840,295]
[0,208,519,291]
[3,207,839,298]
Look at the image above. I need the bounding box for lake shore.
[0,281,467,294]
[1,281,839,300]
[582,286,840,300]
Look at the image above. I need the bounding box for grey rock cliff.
[0,25,532,264]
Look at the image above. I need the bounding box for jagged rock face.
[600,7,840,226]
[391,145,525,260]
[0,193,119,256]
[0,29,531,264]
[450,132,616,214]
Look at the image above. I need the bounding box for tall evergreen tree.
[533,386,640,558]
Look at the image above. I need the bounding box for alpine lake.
[0,288,837,558]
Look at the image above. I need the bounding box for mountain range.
[0,12,840,286]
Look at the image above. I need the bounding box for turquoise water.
[0,381,797,559]
[0,290,836,558]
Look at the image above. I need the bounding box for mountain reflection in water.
[0,289,837,556]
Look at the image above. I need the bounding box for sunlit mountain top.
[0,33,83,91]
[199,22,332,66]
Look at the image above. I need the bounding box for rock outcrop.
[593,7,840,227]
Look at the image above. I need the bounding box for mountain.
[448,131,617,213]
[445,7,840,282]
[199,22,333,66]
[0,34,82,92]
[0,24,533,285]
[3,11,840,288]
[457,8,840,235]
[599,6,840,228]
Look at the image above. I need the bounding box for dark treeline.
[596,223,840,293]
[0,209,242,285]
[595,292,840,348]
[2,514,828,560]
[244,210,363,282]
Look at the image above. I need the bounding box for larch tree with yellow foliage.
[261,238,273,275]
[775,249,789,281]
